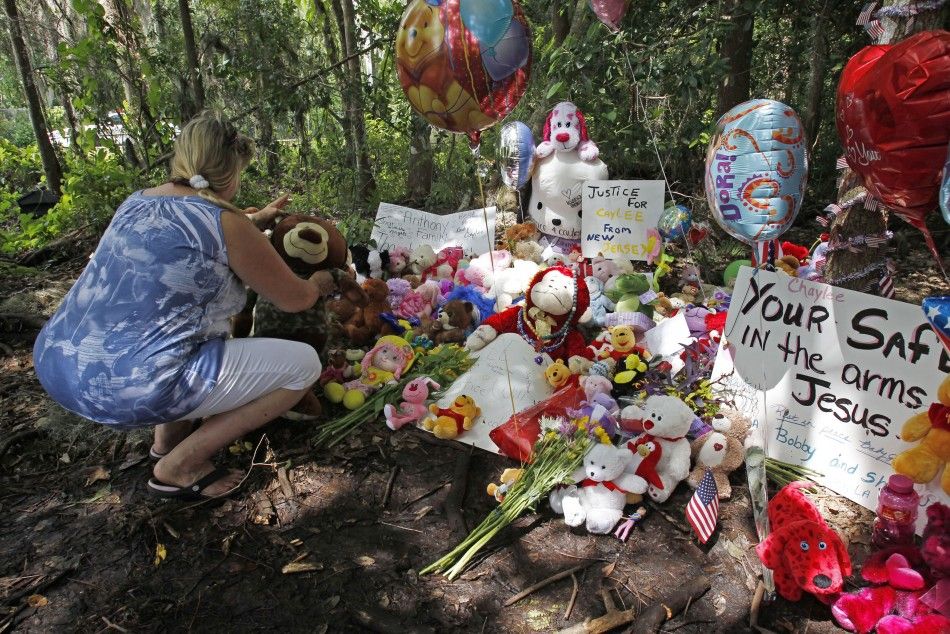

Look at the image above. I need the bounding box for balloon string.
[473,151,497,298]
[621,42,708,304]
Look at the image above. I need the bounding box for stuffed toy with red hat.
[756,481,852,603]
[466,265,592,362]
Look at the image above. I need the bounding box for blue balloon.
[657,204,692,241]
[704,99,808,245]
[481,18,529,81]
[940,143,950,225]
[460,0,513,50]
[498,121,534,189]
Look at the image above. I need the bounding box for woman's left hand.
[245,193,290,229]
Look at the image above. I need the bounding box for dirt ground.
[0,221,946,633]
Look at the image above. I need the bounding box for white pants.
[181,338,322,420]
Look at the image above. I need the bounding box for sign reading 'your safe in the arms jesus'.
[714,267,949,531]
[581,180,665,260]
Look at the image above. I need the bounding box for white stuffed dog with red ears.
[535,101,599,162]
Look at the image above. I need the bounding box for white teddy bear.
[489,258,540,312]
[623,394,695,503]
[550,441,647,534]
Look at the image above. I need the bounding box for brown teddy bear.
[250,214,356,354]
[325,280,372,347]
[423,299,477,345]
[360,278,398,340]
[687,408,751,499]
[248,214,356,419]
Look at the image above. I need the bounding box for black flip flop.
[147,467,237,501]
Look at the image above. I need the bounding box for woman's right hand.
[309,270,337,298]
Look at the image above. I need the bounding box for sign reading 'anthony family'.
[714,267,949,530]
[370,202,496,255]
[581,180,665,260]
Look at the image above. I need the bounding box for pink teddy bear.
[384,377,441,430]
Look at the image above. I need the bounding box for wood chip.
[281,561,323,574]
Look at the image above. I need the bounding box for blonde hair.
[169,112,255,212]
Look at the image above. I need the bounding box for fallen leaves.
[154,543,167,566]
[84,465,110,487]
[281,561,323,575]
[26,594,48,608]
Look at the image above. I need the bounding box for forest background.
[0,0,945,264]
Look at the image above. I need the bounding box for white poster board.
[430,334,554,453]
[581,180,665,260]
[714,267,949,531]
[370,202,496,256]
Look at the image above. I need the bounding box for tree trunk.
[823,0,950,292]
[100,0,158,159]
[335,0,376,202]
[802,4,828,151]
[552,1,570,47]
[177,0,204,118]
[716,0,755,116]
[294,105,311,173]
[3,0,62,192]
[407,114,433,205]
[37,0,83,155]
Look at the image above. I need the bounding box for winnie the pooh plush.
[892,374,950,495]
[544,359,574,389]
[422,395,481,440]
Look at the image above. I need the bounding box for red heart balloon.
[836,31,950,238]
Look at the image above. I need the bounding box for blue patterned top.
[33,192,247,428]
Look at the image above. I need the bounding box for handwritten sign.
[370,202,496,256]
[581,180,665,260]
[431,334,554,453]
[714,267,949,531]
[645,312,693,374]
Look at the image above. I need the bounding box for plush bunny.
[549,441,648,534]
[384,377,440,431]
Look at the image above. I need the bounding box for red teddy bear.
[756,481,852,603]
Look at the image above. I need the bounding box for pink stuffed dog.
[535,101,599,162]
[384,377,440,431]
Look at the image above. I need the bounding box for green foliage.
[0,147,142,255]
[0,110,37,147]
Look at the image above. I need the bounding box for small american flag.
[879,259,896,298]
[835,156,849,170]
[857,2,877,25]
[686,468,719,544]
[866,19,885,40]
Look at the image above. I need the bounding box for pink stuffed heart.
[886,554,925,591]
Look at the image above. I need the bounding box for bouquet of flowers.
[422,419,595,580]
[314,344,473,448]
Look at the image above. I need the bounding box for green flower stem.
[422,433,590,580]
